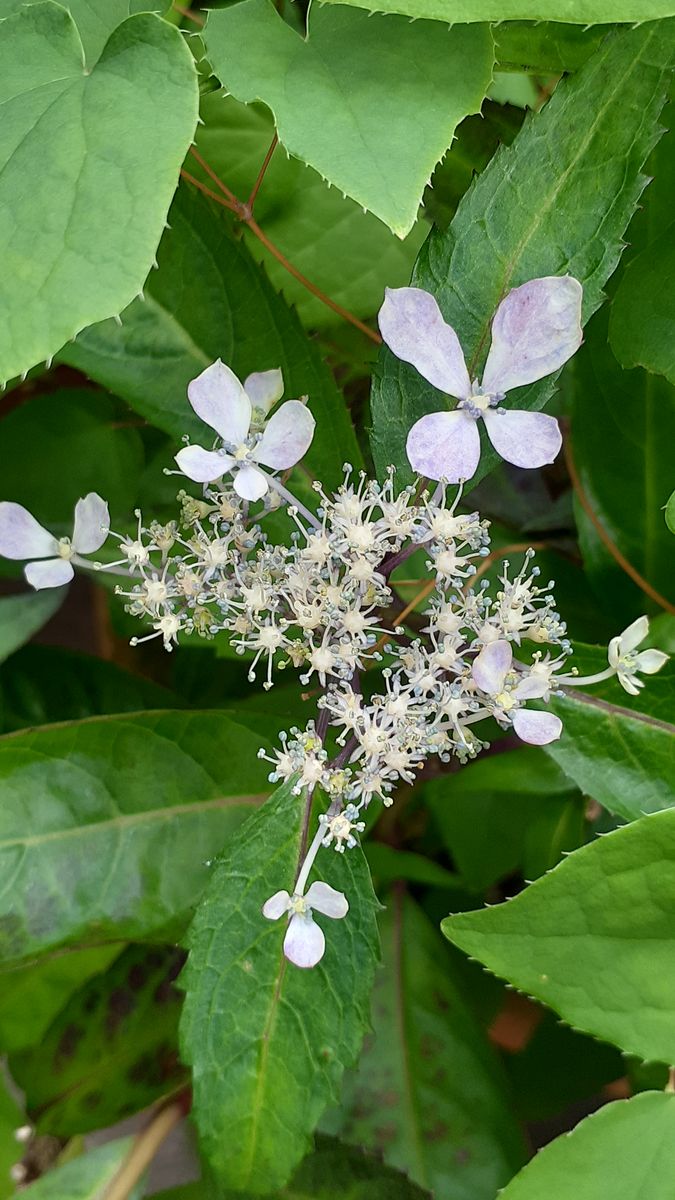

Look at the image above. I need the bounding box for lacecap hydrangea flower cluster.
[0,277,667,968]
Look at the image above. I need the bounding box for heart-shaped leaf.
[318,0,675,23]
[203,0,494,236]
[0,2,198,385]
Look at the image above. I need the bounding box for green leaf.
[568,311,675,620]
[11,945,186,1135]
[0,591,63,666]
[0,0,162,65]
[203,0,494,236]
[493,21,607,73]
[427,748,584,892]
[0,1077,25,1200]
[61,184,361,488]
[0,390,144,529]
[505,1013,624,1121]
[0,709,285,965]
[365,843,464,891]
[21,1138,134,1199]
[318,0,675,22]
[195,93,426,329]
[180,780,380,1193]
[0,3,198,385]
[667,489,675,534]
[151,1137,433,1200]
[0,945,121,1053]
[443,807,675,1062]
[497,1092,675,1200]
[545,646,675,822]
[370,20,675,483]
[329,892,525,1199]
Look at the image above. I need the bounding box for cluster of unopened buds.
[0,276,667,969]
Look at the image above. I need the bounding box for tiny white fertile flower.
[608,616,668,695]
[319,805,365,852]
[174,360,315,501]
[0,494,109,590]
[471,639,562,745]
[379,277,582,482]
[262,880,348,968]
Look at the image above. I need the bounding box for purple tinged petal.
[406,410,481,482]
[254,400,315,470]
[378,287,471,400]
[262,890,291,920]
[512,709,563,745]
[305,880,349,919]
[244,368,284,414]
[24,558,74,590]
[233,464,269,502]
[482,276,583,395]
[472,639,512,695]
[283,912,325,969]
[513,674,550,700]
[0,502,58,560]
[174,445,233,483]
[187,360,251,444]
[482,408,562,469]
[72,493,110,554]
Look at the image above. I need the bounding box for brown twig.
[248,133,279,212]
[172,3,204,24]
[564,436,675,614]
[103,1095,188,1200]
[182,150,382,345]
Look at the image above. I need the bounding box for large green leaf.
[498,1092,675,1200]
[0,591,63,666]
[0,3,198,385]
[0,0,162,65]
[180,780,380,1193]
[545,646,675,822]
[203,0,494,236]
[493,21,607,73]
[21,1138,136,1199]
[443,807,675,1062]
[11,945,186,1135]
[329,892,525,1200]
[319,0,675,22]
[61,185,361,488]
[569,311,675,621]
[0,1078,25,1200]
[0,709,284,965]
[609,228,675,383]
[370,20,675,483]
[195,93,426,329]
[0,945,121,1053]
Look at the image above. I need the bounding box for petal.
[305,880,349,919]
[617,671,642,696]
[513,674,550,700]
[608,635,621,668]
[0,502,58,560]
[174,445,233,484]
[619,615,649,654]
[24,558,74,590]
[406,410,481,482]
[262,890,291,920]
[244,368,284,414]
[233,464,269,502]
[482,276,583,394]
[482,408,562,469]
[512,709,563,745]
[187,360,251,444]
[378,287,471,399]
[283,912,325,969]
[634,648,669,675]
[472,639,512,695]
[72,493,109,554]
[254,400,316,470]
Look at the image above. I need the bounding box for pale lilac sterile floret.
[0,493,109,590]
[471,638,562,745]
[262,880,348,968]
[378,276,583,482]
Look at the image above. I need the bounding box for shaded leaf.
[443,807,675,1062]
[370,20,675,483]
[319,0,675,21]
[505,1012,623,1121]
[20,1138,135,1199]
[0,1077,25,1200]
[180,780,380,1192]
[62,185,360,488]
[493,21,607,73]
[0,3,198,384]
[330,892,525,1200]
[0,591,63,666]
[203,0,494,236]
[0,945,121,1053]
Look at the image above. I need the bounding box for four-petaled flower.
[0,494,109,590]
[175,360,315,501]
[379,276,583,482]
[609,616,668,696]
[472,639,563,745]
[262,880,348,968]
